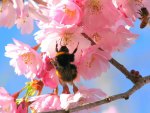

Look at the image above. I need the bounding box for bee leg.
[138,17,142,20]
[62,84,70,94]
[53,86,58,95]
[137,10,142,15]
[59,80,70,94]
[72,82,78,94]
[72,42,79,54]
[56,41,59,52]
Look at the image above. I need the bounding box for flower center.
[62,32,73,45]
[88,0,102,13]
[64,5,76,17]
[21,52,35,65]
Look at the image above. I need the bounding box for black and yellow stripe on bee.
[56,52,68,56]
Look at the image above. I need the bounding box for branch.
[39,33,149,113]
[41,75,150,113]
[109,58,142,83]
[81,33,139,83]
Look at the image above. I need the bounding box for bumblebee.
[54,42,79,94]
[138,7,150,28]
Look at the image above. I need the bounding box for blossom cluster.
[1,0,150,112]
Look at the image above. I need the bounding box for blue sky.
[0,20,150,113]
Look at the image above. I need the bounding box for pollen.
[88,0,103,13]
[21,52,35,65]
[2,0,8,4]
[64,5,76,17]
[63,32,73,45]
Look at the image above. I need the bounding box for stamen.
[62,32,73,45]
[88,0,103,13]
[64,5,76,17]
[21,52,35,65]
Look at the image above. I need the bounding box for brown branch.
[40,75,150,113]
[38,33,150,113]
[109,58,142,83]
[81,33,139,83]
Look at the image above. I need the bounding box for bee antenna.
[60,38,63,46]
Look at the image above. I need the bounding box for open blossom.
[0,0,16,28]
[78,45,111,80]
[15,2,34,34]
[84,26,138,53]
[36,25,90,60]
[114,25,138,52]
[84,27,118,53]
[50,0,82,26]
[60,87,106,112]
[5,39,42,79]
[30,94,61,112]
[30,87,106,112]
[83,0,120,31]
[0,87,16,113]
[15,0,49,34]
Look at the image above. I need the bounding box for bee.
[53,41,79,94]
[138,7,150,28]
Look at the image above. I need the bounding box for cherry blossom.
[30,87,106,112]
[82,0,120,31]
[5,39,42,79]
[0,0,16,28]
[114,25,138,52]
[77,45,111,80]
[60,87,106,111]
[16,0,49,34]
[36,25,90,59]
[30,94,61,112]
[0,87,16,113]
[49,0,82,26]
[1,0,147,112]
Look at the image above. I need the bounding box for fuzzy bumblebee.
[138,7,150,28]
[54,42,79,94]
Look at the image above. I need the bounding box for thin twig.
[39,33,150,113]
[41,75,150,113]
[81,33,139,83]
